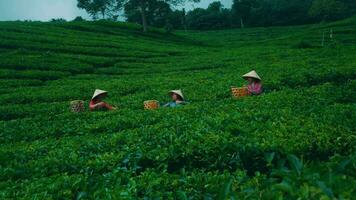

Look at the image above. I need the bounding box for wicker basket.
[70,100,85,113]
[144,100,160,110]
[231,87,249,98]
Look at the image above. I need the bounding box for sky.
[0,0,233,21]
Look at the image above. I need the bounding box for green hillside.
[0,17,355,199]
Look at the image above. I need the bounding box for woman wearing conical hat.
[163,90,188,108]
[243,70,263,95]
[89,89,116,111]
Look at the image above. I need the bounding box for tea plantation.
[0,17,355,199]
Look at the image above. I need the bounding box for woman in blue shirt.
[163,90,188,107]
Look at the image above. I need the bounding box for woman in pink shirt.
[89,89,116,111]
[243,70,263,95]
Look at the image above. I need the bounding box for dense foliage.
[77,0,198,32]
[77,0,356,30]
[184,0,356,30]
[0,17,355,199]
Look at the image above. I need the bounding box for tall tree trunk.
[182,9,187,33]
[140,5,148,32]
[238,0,245,29]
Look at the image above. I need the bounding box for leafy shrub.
[293,40,316,49]
[72,16,85,22]
[51,18,67,23]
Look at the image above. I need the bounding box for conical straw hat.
[91,89,108,100]
[169,89,184,100]
[242,70,261,81]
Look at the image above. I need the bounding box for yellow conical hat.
[169,89,184,100]
[242,70,261,81]
[91,89,108,100]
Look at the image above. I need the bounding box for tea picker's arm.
[91,102,115,110]
[162,103,170,107]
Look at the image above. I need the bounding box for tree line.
[77,0,356,31]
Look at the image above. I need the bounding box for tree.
[272,0,313,25]
[207,1,223,12]
[245,0,314,27]
[78,0,199,32]
[51,18,67,23]
[125,0,172,29]
[163,9,186,30]
[77,0,120,19]
[340,0,356,17]
[123,0,200,32]
[308,0,347,21]
[186,2,232,30]
[231,0,254,28]
[181,8,187,31]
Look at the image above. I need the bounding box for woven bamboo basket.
[70,100,85,113]
[231,87,249,98]
[144,100,160,110]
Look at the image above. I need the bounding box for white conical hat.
[169,89,184,100]
[242,70,261,81]
[91,89,108,100]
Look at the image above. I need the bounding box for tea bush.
[0,17,355,199]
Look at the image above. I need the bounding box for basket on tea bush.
[70,100,85,113]
[231,87,249,98]
[144,100,160,110]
